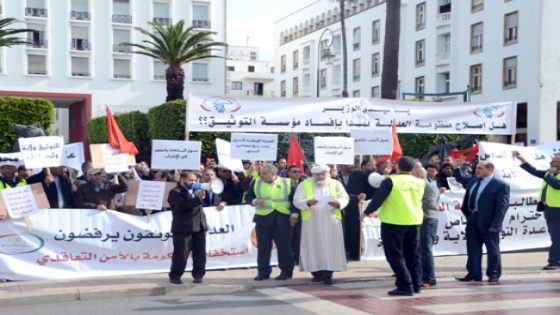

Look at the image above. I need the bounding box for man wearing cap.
[73,168,128,210]
[293,164,349,284]
[363,156,426,296]
[245,163,295,281]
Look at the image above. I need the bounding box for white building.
[226,45,274,97]
[275,0,560,145]
[0,0,226,144]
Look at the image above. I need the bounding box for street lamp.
[317,28,336,97]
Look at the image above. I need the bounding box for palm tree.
[338,0,349,97]
[0,18,34,47]
[123,20,227,101]
[381,0,401,100]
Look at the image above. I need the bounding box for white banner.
[1,186,39,219]
[61,142,85,175]
[0,206,271,281]
[18,136,64,168]
[216,138,244,172]
[314,137,354,165]
[350,129,393,156]
[135,181,166,210]
[151,140,202,170]
[230,133,278,161]
[188,94,516,135]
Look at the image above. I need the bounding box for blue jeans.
[420,218,438,285]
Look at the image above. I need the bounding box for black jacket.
[168,184,208,234]
[27,169,74,208]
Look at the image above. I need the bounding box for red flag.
[287,133,304,173]
[391,119,403,162]
[106,105,139,155]
[450,144,479,161]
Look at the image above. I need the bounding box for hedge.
[87,111,151,161]
[0,97,54,152]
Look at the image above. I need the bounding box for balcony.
[28,69,47,75]
[25,7,48,18]
[436,52,450,65]
[192,20,211,29]
[70,11,90,21]
[28,40,48,49]
[192,77,209,82]
[71,39,90,51]
[114,74,131,79]
[437,13,452,27]
[154,74,165,80]
[113,44,131,53]
[72,72,90,77]
[153,17,172,26]
[112,14,132,24]
[302,58,311,68]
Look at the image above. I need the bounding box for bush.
[0,97,54,152]
[87,111,150,162]
[147,99,186,140]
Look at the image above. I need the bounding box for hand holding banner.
[314,137,355,165]
[216,138,244,172]
[151,140,202,170]
[230,133,278,161]
[18,136,64,168]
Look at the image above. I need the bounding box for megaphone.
[192,178,224,194]
[368,172,385,188]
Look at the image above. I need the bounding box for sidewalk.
[1,250,557,307]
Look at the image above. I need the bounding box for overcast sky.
[227,0,317,61]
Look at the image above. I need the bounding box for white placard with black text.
[314,137,355,165]
[230,133,278,161]
[151,140,202,170]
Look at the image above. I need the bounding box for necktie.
[469,179,482,212]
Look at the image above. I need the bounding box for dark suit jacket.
[461,177,510,232]
[73,175,128,210]
[27,169,74,208]
[168,184,208,234]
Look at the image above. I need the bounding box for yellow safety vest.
[378,174,425,225]
[242,171,260,204]
[0,178,27,190]
[538,172,560,207]
[253,177,291,216]
[301,179,342,222]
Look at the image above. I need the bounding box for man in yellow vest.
[293,164,349,284]
[514,151,560,270]
[245,163,295,281]
[0,157,28,220]
[362,156,425,296]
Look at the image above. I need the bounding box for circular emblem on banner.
[0,234,45,255]
[473,106,505,119]
[199,97,241,114]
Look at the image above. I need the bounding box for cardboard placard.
[0,183,51,219]
[124,180,176,209]
[90,144,135,173]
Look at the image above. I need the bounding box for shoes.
[488,278,500,283]
[169,278,183,285]
[193,278,203,284]
[275,274,292,281]
[455,275,482,282]
[323,277,333,285]
[254,274,270,281]
[387,288,413,296]
[413,287,421,294]
[311,276,322,282]
[421,283,436,288]
[543,264,560,270]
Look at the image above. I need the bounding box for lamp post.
[316,28,336,97]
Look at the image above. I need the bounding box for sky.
[227,0,317,61]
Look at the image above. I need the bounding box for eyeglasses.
[93,173,102,176]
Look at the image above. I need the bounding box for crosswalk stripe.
[415,297,560,314]
[258,287,370,315]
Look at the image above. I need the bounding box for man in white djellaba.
[292,164,350,284]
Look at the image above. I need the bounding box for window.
[504,11,518,44]
[293,50,299,70]
[352,90,360,97]
[293,77,299,97]
[471,22,483,53]
[113,29,131,52]
[248,65,255,72]
[227,66,235,71]
[415,76,425,98]
[153,60,165,80]
[281,54,286,73]
[415,40,425,66]
[113,58,131,79]
[303,46,310,61]
[353,27,361,50]
[193,2,211,29]
[27,54,47,75]
[280,80,286,97]
[192,62,208,82]
[320,68,327,89]
[416,2,426,30]
[503,56,517,89]
[371,86,380,98]
[71,0,90,20]
[372,20,380,44]
[472,0,484,12]
[353,58,361,81]
[470,64,482,94]
[112,0,131,23]
[153,2,171,25]
[250,51,257,60]
[371,53,380,77]
[231,81,242,90]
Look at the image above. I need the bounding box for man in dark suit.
[201,168,226,210]
[27,166,74,209]
[456,161,510,283]
[168,171,212,285]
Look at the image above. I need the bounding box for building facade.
[0,0,226,144]
[226,45,274,97]
[274,0,560,145]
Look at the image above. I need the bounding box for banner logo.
[0,234,45,255]
[200,97,241,114]
[473,106,506,118]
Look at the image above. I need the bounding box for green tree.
[0,18,34,47]
[123,20,227,102]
